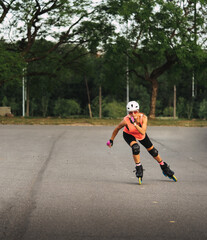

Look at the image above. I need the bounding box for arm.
[107,119,126,148]
[131,114,147,135]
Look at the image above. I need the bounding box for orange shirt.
[123,113,146,140]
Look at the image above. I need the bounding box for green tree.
[198,100,207,119]
[0,0,114,116]
[0,40,25,87]
[0,0,15,23]
[102,0,207,118]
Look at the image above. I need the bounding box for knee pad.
[132,143,140,155]
[149,147,158,157]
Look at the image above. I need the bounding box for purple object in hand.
[131,117,134,122]
[107,140,111,146]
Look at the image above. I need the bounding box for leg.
[139,135,177,181]
[130,141,140,164]
[139,134,163,164]
[147,145,163,164]
[123,132,141,164]
[130,141,143,181]
[123,132,143,182]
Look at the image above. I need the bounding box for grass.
[0,116,207,127]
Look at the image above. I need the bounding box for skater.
[106,100,177,184]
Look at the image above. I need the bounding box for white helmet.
[126,101,139,112]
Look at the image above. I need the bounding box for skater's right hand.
[129,116,135,124]
[106,139,113,148]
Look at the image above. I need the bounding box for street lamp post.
[126,55,129,104]
[126,21,129,107]
[22,68,25,117]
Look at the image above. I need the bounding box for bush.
[54,98,81,117]
[10,98,20,116]
[2,96,8,106]
[41,96,49,117]
[163,106,174,117]
[103,100,126,118]
[177,97,195,119]
[177,97,186,118]
[30,98,38,117]
[156,100,162,116]
[91,96,105,117]
[198,99,207,119]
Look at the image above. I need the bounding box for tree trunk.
[85,77,92,118]
[26,82,30,117]
[149,79,158,119]
[132,52,178,119]
[173,85,176,119]
[99,85,102,119]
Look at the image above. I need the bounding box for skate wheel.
[162,172,177,182]
[138,177,142,185]
[171,175,177,182]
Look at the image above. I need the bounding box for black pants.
[123,131,153,149]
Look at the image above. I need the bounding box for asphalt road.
[0,125,206,240]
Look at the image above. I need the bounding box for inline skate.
[135,165,143,185]
[160,162,177,182]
